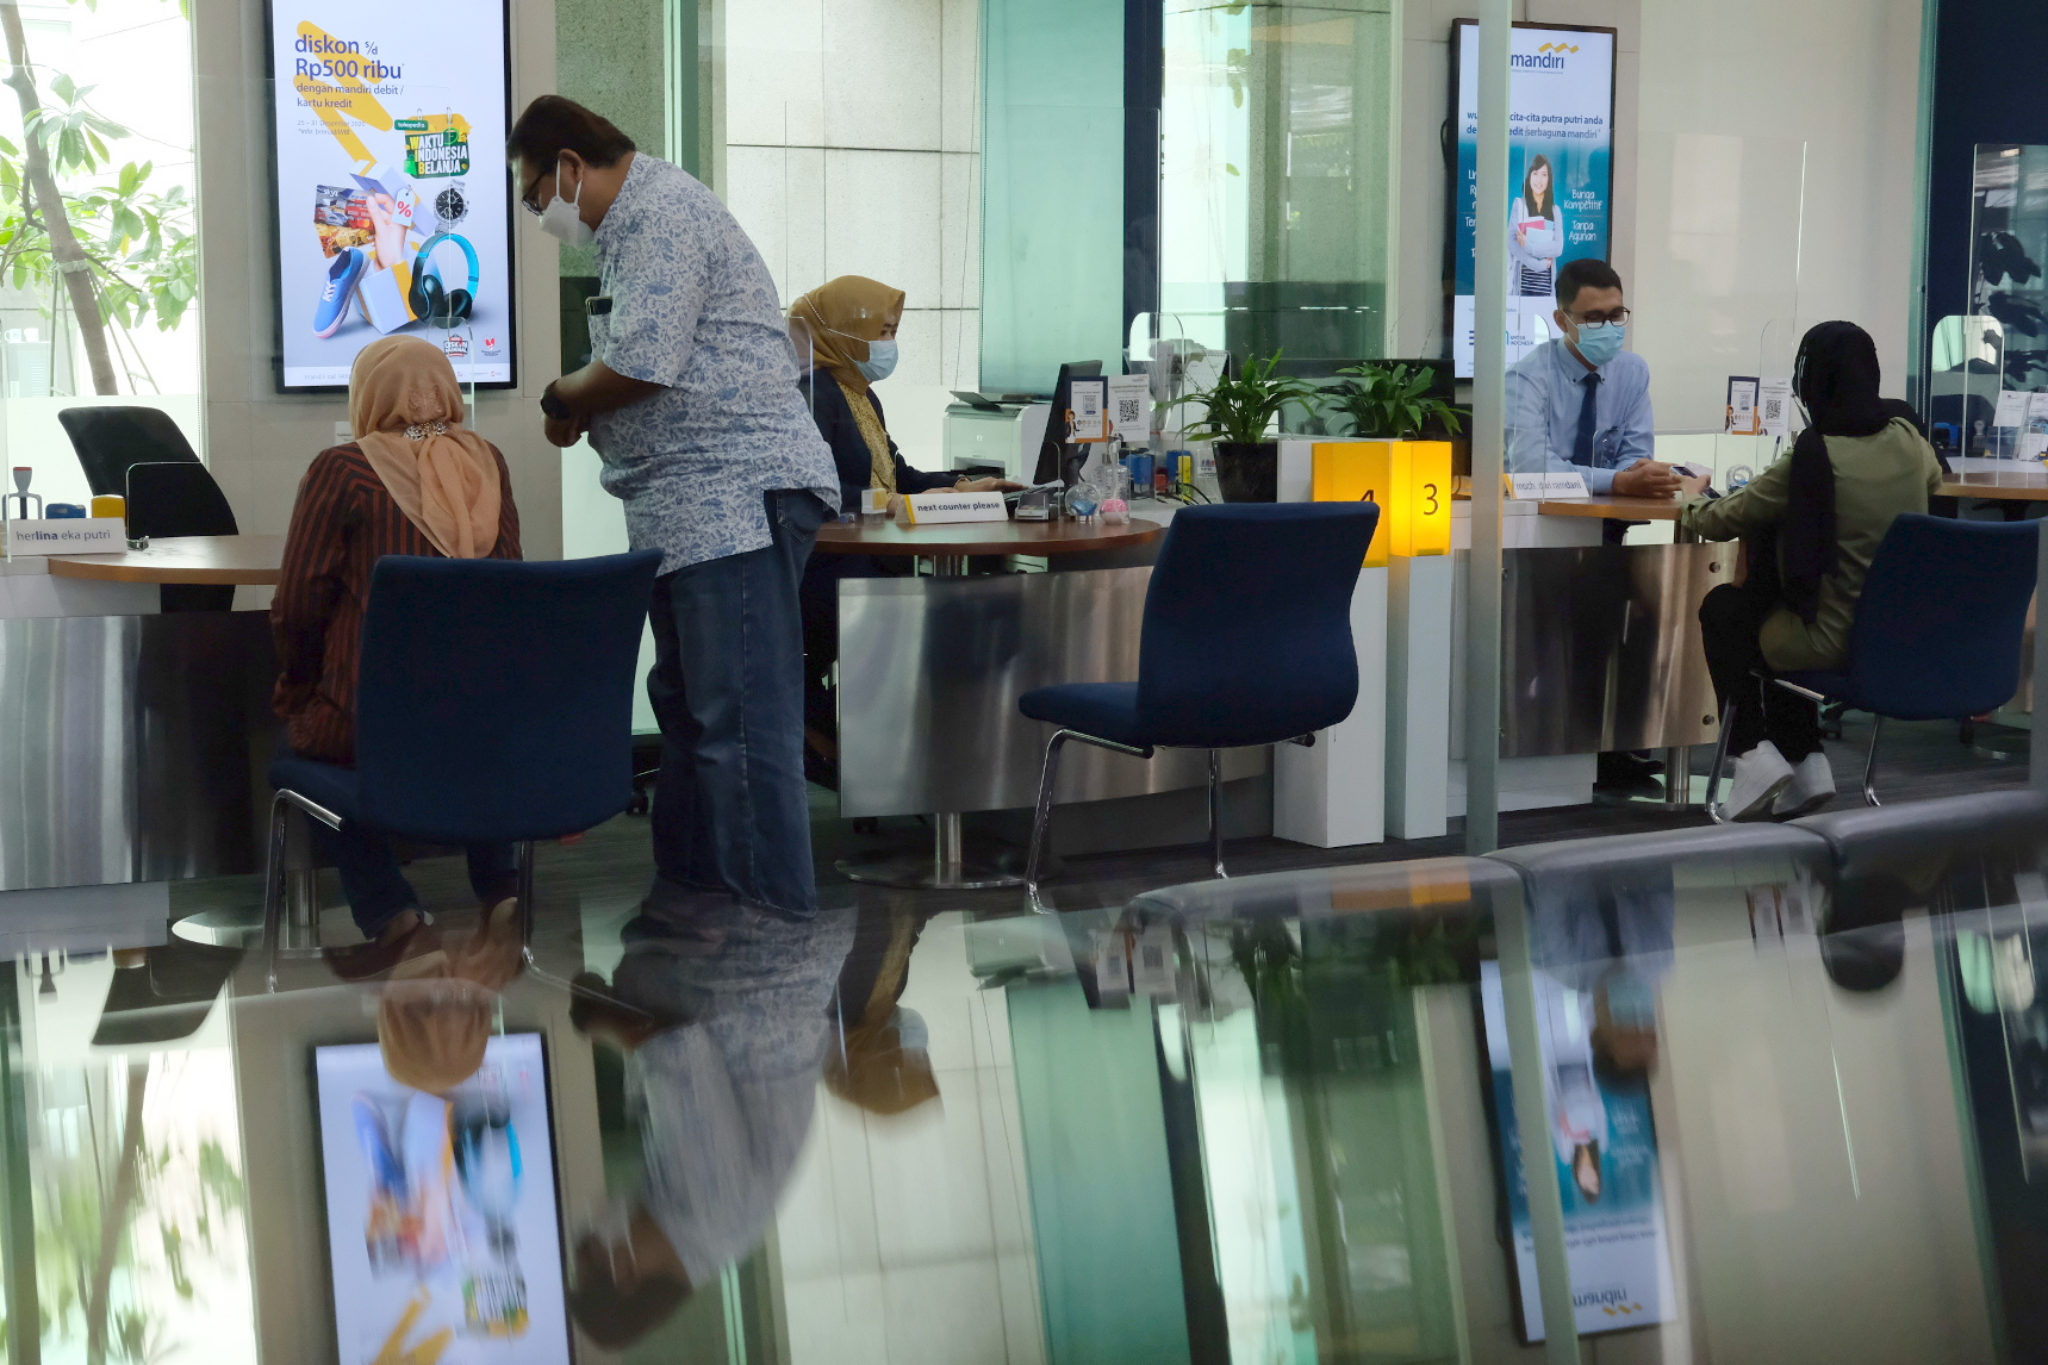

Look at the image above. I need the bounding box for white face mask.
[539,158,596,247]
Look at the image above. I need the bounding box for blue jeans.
[646,489,828,918]
[308,819,518,938]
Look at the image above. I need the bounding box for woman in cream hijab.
[272,335,524,977]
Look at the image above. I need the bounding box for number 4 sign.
[1311,442,1392,568]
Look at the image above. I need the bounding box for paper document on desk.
[1995,390,2030,429]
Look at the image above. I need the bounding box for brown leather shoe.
[323,912,438,983]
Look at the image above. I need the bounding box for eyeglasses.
[1569,305,1632,326]
[519,167,549,217]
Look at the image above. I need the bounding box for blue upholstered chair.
[1705,514,2039,818]
[264,551,661,973]
[1017,502,1380,903]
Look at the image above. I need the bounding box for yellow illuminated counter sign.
[1310,440,1453,565]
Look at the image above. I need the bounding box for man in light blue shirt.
[515,96,838,922]
[1506,259,1680,499]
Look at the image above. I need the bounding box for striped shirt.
[270,442,521,763]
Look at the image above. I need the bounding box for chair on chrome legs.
[1017,502,1380,910]
[1704,514,2038,822]
[260,551,660,986]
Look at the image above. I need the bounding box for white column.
[1274,567,1388,849]
[1386,554,1452,838]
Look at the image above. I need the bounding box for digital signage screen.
[1449,21,1617,379]
[268,0,516,390]
[312,1033,571,1364]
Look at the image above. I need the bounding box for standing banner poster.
[1478,961,1675,1344]
[1449,21,1617,379]
[268,0,515,390]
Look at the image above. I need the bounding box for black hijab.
[1783,322,1891,624]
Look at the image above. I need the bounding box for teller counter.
[822,511,1271,887]
[1438,497,1731,817]
[0,536,283,899]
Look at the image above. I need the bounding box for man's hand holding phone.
[1611,459,1684,498]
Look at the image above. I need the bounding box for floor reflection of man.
[564,902,853,1349]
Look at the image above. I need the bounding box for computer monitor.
[1032,360,1106,485]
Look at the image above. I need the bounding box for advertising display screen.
[268,0,515,389]
[1479,963,1674,1343]
[1449,21,1616,378]
[313,1034,571,1364]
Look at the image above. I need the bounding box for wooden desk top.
[1535,496,1683,522]
[815,516,1167,558]
[47,534,286,585]
[1941,469,2048,502]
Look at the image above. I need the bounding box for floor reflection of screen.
[314,1034,571,1364]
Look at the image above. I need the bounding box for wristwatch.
[540,383,572,421]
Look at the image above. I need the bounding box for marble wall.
[718,0,983,466]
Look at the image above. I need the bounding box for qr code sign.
[1763,398,1784,424]
[1116,396,1145,428]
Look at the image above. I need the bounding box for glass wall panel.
[0,0,202,512]
[1957,142,2048,459]
[981,0,1125,396]
[1159,0,1397,367]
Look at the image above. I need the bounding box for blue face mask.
[857,339,898,383]
[1572,321,1626,368]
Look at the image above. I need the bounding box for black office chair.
[58,406,201,498]
[127,461,239,612]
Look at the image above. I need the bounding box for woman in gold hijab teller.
[788,274,1018,509]
[788,276,1018,785]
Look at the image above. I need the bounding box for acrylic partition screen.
[1630,131,1810,438]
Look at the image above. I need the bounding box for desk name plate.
[1505,471,1590,500]
[901,491,1010,525]
[7,517,126,556]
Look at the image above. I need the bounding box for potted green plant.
[1325,361,1466,440]
[1174,350,1316,502]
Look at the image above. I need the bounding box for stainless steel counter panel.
[837,568,1270,819]
[0,611,277,891]
[1453,543,1730,759]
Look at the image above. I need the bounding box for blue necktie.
[1573,371,1602,467]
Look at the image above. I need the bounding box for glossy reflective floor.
[3,716,2041,1364]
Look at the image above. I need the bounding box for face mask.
[857,338,898,383]
[1572,320,1626,368]
[540,159,597,247]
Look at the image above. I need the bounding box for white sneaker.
[1772,752,1836,819]
[1724,741,1794,822]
